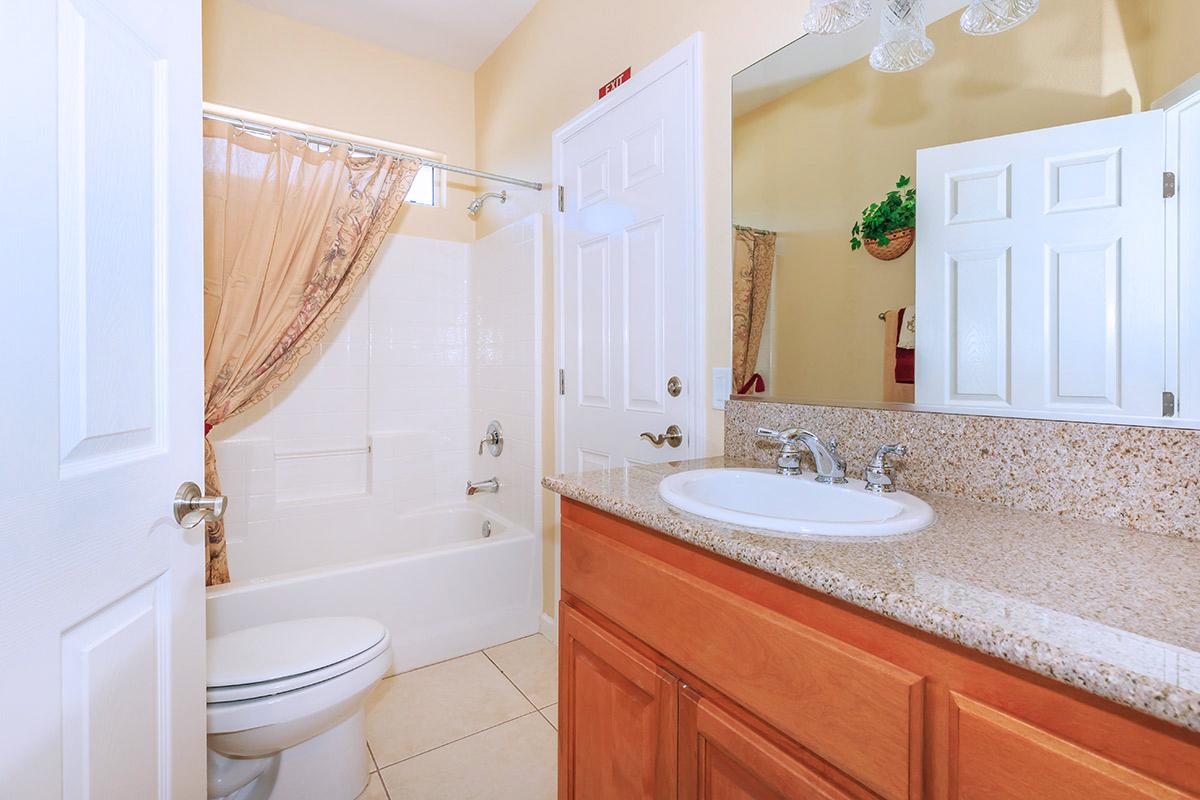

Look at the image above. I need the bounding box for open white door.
[0,1,206,798]
[916,109,1167,420]
[554,36,703,474]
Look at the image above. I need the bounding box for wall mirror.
[731,0,1199,426]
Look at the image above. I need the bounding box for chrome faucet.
[864,444,907,493]
[465,477,500,496]
[755,427,847,483]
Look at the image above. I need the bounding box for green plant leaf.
[852,174,917,253]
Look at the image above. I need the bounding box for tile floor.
[360,633,558,799]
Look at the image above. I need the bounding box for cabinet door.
[559,603,678,800]
[679,687,866,800]
[947,692,1194,799]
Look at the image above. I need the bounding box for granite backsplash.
[725,398,1200,541]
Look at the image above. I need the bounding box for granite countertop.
[542,457,1200,733]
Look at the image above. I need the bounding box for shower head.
[467,190,507,217]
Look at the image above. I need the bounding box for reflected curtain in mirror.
[202,120,420,585]
[731,226,777,395]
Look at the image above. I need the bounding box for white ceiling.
[239,0,541,71]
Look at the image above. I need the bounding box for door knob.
[174,481,228,529]
[640,425,684,448]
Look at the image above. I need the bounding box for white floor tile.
[484,634,558,709]
[380,712,556,800]
[367,652,535,768]
[539,703,557,730]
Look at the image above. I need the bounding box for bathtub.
[206,505,539,674]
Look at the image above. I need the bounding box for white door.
[556,38,701,473]
[0,1,206,798]
[916,110,1167,419]
[1165,85,1200,421]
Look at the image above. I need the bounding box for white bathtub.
[206,505,539,674]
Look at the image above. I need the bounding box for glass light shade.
[803,0,872,35]
[960,0,1040,36]
[869,0,935,73]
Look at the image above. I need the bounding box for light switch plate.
[712,368,732,410]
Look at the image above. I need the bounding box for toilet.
[206,617,392,800]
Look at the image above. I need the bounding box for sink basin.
[657,468,935,537]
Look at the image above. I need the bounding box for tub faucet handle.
[478,420,504,457]
[466,477,500,496]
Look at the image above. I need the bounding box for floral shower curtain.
[202,120,420,585]
[731,226,777,395]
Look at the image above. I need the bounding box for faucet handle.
[869,443,907,466]
[756,427,783,441]
[865,444,906,493]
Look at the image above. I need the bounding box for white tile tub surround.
[467,216,543,535]
[208,221,547,672]
[210,234,474,549]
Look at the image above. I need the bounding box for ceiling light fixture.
[960,0,1040,36]
[869,0,935,73]
[802,0,1039,73]
[803,0,873,35]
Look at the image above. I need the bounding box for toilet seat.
[208,617,389,703]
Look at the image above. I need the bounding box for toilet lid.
[208,617,387,693]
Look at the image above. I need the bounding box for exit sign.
[599,67,632,99]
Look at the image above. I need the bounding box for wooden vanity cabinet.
[556,499,1200,800]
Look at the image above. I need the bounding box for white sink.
[658,468,935,537]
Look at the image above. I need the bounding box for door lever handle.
[173,481,228,529]
[640,425,683,448]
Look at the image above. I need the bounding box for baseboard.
[538,611,558,645]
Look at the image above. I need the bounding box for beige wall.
[1118,0,1200,108]
[202,0,477,242]
[472,0,807,615]
[734,0,1200,403]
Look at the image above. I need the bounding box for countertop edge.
[542,474,1200,735]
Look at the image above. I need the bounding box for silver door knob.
[174,481,228,529]
[640,425,684,448]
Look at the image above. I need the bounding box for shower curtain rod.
[202,111,544,191]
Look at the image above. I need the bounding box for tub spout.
[466,477,500,496]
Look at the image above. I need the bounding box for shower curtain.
[202,120,420,585]
[731,226,777,395]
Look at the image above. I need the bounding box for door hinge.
[558,185,565,212]
[559,368,565,395]
[1164,171,1177,199]
[1164,390,1176,417]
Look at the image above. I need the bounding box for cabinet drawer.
[562,517,924,800]
[948,692,1193,799]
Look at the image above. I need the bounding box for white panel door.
[557,41,699,471]
[1166,87,1200,421]
[917,110,1166,418]
[0,1,206,798]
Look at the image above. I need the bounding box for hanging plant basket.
[864,227,914,261]
[851,175,916,263]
